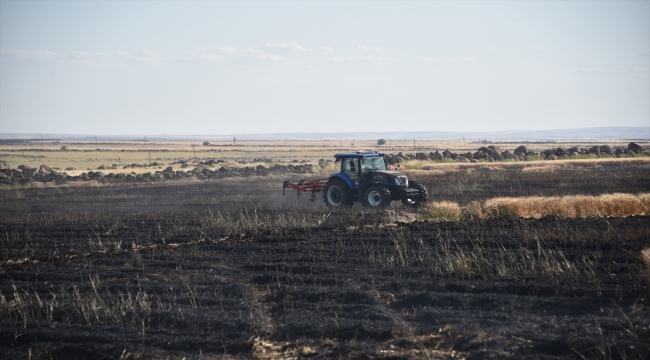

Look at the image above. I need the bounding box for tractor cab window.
[361,156,387,174]
[342,159,357,174]
[341,159,359,185]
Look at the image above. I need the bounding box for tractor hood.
[369,170,407,177]
[367,170,409,187]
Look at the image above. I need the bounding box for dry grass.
[403,168,450,176]
[313,162,340,176]
[426,201,462,221]
[0,180,103,190]
[420,164,454,171]
[401,160,429,170]
[63,180,101,188]
[363,231,591,279]
[464,201,484,219]
[599,194,645,217]
[407,157,650,172]
[1,276,173,329]
[521,166,556,173]
[638,193,650,213]
[481,193,649,219]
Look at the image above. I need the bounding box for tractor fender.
[329,173,355,190]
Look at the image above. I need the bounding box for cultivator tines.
[283,178,328,201]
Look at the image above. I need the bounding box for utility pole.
[95,136,98,147]
[413,138,416,148]
[148,151,151,165]
[233,137,236,146]
[192,145,196,160]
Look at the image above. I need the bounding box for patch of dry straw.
[405,168,449,175]
[482,193,649,219]
[426,201,462,221]
[464,201,484,219]
[521,166,556,173]
[638,193,650,214]
[63,180,101,188]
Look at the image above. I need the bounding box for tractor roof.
[334,151,384,159]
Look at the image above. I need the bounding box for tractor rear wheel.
[402,180,428,207]
[323,178,353,207]
[363,185,391,207]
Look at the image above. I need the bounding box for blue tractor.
[284,151,428,208]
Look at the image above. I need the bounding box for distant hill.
[2,127,648,141]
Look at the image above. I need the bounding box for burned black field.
[1,164,650,359]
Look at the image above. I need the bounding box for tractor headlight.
[394,177,401,185]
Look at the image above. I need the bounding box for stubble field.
[1,158,650,359]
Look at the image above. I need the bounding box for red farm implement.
[282,178,328,201]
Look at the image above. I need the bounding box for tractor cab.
[335,152,386,188]
[335,152,401,186]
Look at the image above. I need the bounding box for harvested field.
[1,162,649,359]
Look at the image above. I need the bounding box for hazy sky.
[1,1,648,135]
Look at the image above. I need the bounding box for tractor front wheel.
[363,185,391,207]
[323,178,353,207]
